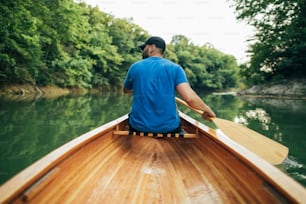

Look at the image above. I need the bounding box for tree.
[229,0,306,84]
[106,17,148,85]
[79,6,122,88]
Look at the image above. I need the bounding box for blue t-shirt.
[124,56,188,133]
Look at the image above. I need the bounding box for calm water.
[0,93,306,187]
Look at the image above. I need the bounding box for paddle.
[175,97,288,165]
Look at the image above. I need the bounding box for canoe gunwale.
[0,114,129,203]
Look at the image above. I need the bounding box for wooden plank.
[28,133,289,203]
[196,134,284,203]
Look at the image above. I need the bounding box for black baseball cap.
[138,36,166,52]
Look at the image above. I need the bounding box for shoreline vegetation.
[0,84,104,100]
[1,79,305,100]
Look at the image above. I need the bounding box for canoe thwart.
[113,130,198,138]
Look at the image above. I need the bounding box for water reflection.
[234,96,306,187]
[0,93,132,184]
[0,93,305,188]
[235,108,286,142]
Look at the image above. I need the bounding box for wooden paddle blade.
[175,97,289,165]
[212,118,288,165]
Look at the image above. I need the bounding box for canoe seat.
[112,130,198,138]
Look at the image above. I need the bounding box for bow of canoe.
[0,112,305,203]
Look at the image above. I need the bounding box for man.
[124,36,216,133]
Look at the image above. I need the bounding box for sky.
[83,0,254,63]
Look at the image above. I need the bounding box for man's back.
[124,56,187,133]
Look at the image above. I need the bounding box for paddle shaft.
[175,97,205,115]
[175,97,289,165]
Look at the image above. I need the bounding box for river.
[0,92,305,187]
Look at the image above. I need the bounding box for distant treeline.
[0,0,239,90]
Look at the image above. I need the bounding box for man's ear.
[149,44,156,52]
[149,44,157,54]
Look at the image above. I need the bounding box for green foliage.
[229,0,306,85]
[0,1,44,84]
[169,35,239,90]
[1,0,153,88]
[1,0,239,90]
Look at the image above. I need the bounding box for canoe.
[0,112,305,203]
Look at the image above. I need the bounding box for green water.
[0,93,305,187]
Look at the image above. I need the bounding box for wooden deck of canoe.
[0,112,306,203]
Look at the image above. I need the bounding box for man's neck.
[150,53,163,58]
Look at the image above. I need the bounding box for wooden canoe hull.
[0,112,305,203]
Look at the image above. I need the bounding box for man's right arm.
[176,82,216,120]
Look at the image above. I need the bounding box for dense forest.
[0,0,239,91]
[229,0,306,85]
[1,0,305,91]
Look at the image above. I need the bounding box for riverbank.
[0,84,101,100]
[0,84,68,99]
[238,79,306,99]
[1,79,306,100]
